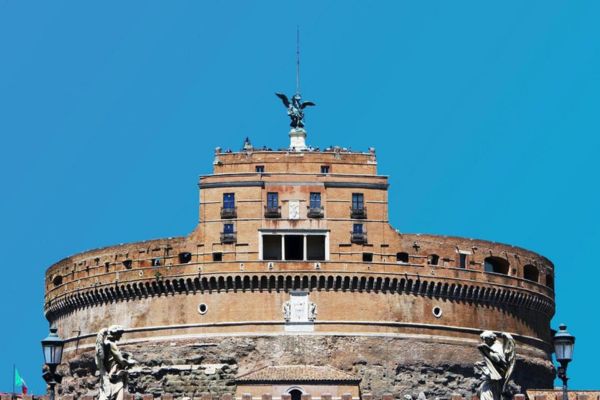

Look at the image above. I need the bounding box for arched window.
[396,252,409,263]
[428,254,439,266]
[546,273,554,290]
[523,264,539,282]
[484,256,509,275]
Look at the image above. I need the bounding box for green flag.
[14,367,28,394]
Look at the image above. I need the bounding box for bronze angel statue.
[475,331,516,400]
[95,325,137,400]
[275,92,315,129]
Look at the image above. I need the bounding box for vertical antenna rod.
[296,26,300,95]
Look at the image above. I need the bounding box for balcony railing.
[351,232,367,244]
[350,206,367,219]
[307,206,324,218]
[264,205,281,218]
[220,207,237,219]
[220,232,237,244]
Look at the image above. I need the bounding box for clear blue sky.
[1,0,598,394]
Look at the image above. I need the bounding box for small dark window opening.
[198,303,208,314]
[546,274,554,290]
[429,254,440,266]
[52,275,63,287]
[212,252,223,262]
[105,262,110,273]
[396,252,409,263]
[353,223,364,233]
[321,165,330,174]
[122,259,133,269]
[179,252,192,264]
[484,256,510,275]
[284,235,304,261]
[523,264,539,282]
[363,252,373,262]
[256,165,265,173]
[459,253,468,269]
[151,258,161,267]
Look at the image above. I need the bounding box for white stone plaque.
[284,291,314,332]
[288,200,300,220]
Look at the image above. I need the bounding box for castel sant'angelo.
[44,87,556,399]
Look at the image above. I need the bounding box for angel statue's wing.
[301,101,316,109]
[275,93,290,108]
[95,328,108,375]
[500,333,516,392]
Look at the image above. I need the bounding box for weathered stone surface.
[57,335,552,399]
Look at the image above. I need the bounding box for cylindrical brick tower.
[44,144,555,398]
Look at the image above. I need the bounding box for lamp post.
[553,324,575,400]
[41,326,64,400]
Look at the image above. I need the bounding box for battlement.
[211,148,378,175]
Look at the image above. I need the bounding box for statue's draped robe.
[99,340,129,400]
[479,341,507,400]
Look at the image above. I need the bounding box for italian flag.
[14,368,28,395]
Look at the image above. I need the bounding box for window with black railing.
[308,192,324,218]
[221,223,236,243]
[351,223,367,243]
[265,192,281,218]
[221,193,236,218]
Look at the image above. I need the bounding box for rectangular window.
[256,165,265,173]
[459,253,467,269]
[263,235,282,260]
[284,235,304,261]
[223,223,234,233]
[267,192,279,208]
[352,193,364,210]
[353,223,364,234]
[321,165,330,174]
[212,252,222,262]
[306,235,326,260]
[223,193,235,209]
[310,192,321,209]
[362,252,373,262]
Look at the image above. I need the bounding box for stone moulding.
[44,272,554,322]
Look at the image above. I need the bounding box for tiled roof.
[236,365,360,383]
[527,390,600,400]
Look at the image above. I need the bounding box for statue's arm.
[109,342,135,367]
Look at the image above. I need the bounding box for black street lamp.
[553,324,575,400]
[41,326,64,400]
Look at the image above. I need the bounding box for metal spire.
[296,26,300,95]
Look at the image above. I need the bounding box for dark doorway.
[289,389,303,400]
[285,235,304,260]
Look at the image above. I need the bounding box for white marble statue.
[308,302,318,321]
[282,301,291,321]
[475,331,516,400]
[95,325,137,400]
